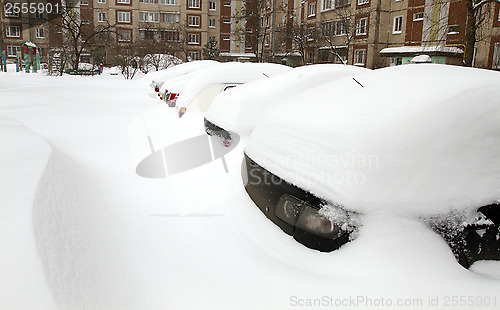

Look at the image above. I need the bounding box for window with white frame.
[7,46,21,57]
[188,0,200,8]
[209,18,216,27]
[162,12,180,23]
[117,0,130,4]
[98,12,107,22]
[188,51,200,60]
[209,1,216,10]
[188,33,200,44]
[139,29,159,40]
[493,42,500,69]
[117,11,131,23]
[5,6,20,17]
[139,11,159,22]
[81,1,89,5]
[224,2,231,6]
[140,0,158,3]
[6,26,20,37]
[36,27,45,38]
[160,0,176,4]
[323,19,349,36]
[354,49,366,65]
[188,15,200,26]
[97,0,106,3]
[161,29,180,41]
[308,3,316,17]
[82,19,90,24]
[118,29,132,41]
[447,25,459,34]
[336,0,350,7]
[322,0,333,11]
[264,35,269,46]
[355,17,367,35]
[224,18,231,24]
[358,0,369,5]
[393,16,403,34]
[223,35,230,41]
[413,12,423,21]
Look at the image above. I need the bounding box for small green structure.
[380,45,464,67]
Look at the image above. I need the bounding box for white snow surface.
[245,64,500,216]
[205,64,369,137]
[175,62,291,110]
[1,67,500,310]
[143,60,219,88]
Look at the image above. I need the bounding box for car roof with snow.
[175,62,291,109]
[151,60,220,87]
[205,64,369,137]
[245,64,500,215]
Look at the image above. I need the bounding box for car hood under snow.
[245,64,500,216]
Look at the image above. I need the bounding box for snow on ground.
[1,67,500,310]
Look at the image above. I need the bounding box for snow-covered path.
[1,72,499,310]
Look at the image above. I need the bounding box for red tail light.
[155,87,159,92]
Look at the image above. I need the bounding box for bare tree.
[202,37,220,60]
[318,6,355,64]
[235,0,272,62]
[47,1,115,71]
[109,43,141,79]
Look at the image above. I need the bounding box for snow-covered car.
[109,66,120,75]
[204,64,369,141]
[242,64,500,267]
[175,62,291,118]
[148,60,219,94]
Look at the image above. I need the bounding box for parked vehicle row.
[144,62,500,269]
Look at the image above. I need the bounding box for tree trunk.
[463,0,476,67]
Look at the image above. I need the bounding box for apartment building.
[1,0,255,62]
[262,0,500,69]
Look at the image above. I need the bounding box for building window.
[355,17,367,35]
[308,3,316,17]
[264,35,269,46]
[82,19,90,24]
[139,29,159,40]
[447,25,459,35]
[5,6,20,17]
[224,2,231,6]
[118,29,132,41]
[117,0,131,3]
[97,0,106,3]
[162,12,180,23]
[188,51,200,60]
[493,42,500,69]
[188,33,200,44]
[35,27,45,38]
[322,19,349,36]
[209,18,216,28]
[188,0,200,8]
[98,12,107,22]
[322,0,333,11]
[188,15,200,26]
[140,0,158,3]
[336,0,350,7]
[35,10,43,19]
[413,12,424,21]
[393,16,403,34]
[223,35,230,41]
[354,49,366,65]
[6,26,20,37]
[223,18,231,24]
[117,11,131,23]
[81,1,89,5]
[139,11,159,22]
[7,46,21,57]
[358,0,369,4]
[209,1,216,10]
[160,0,176,4]
[161,30,180,41]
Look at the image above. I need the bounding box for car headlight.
[295,205,342,239]
[275,194,303,225]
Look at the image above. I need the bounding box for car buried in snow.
[174,62,291,118]
[241,64,500,267]
[204,64,370,142]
